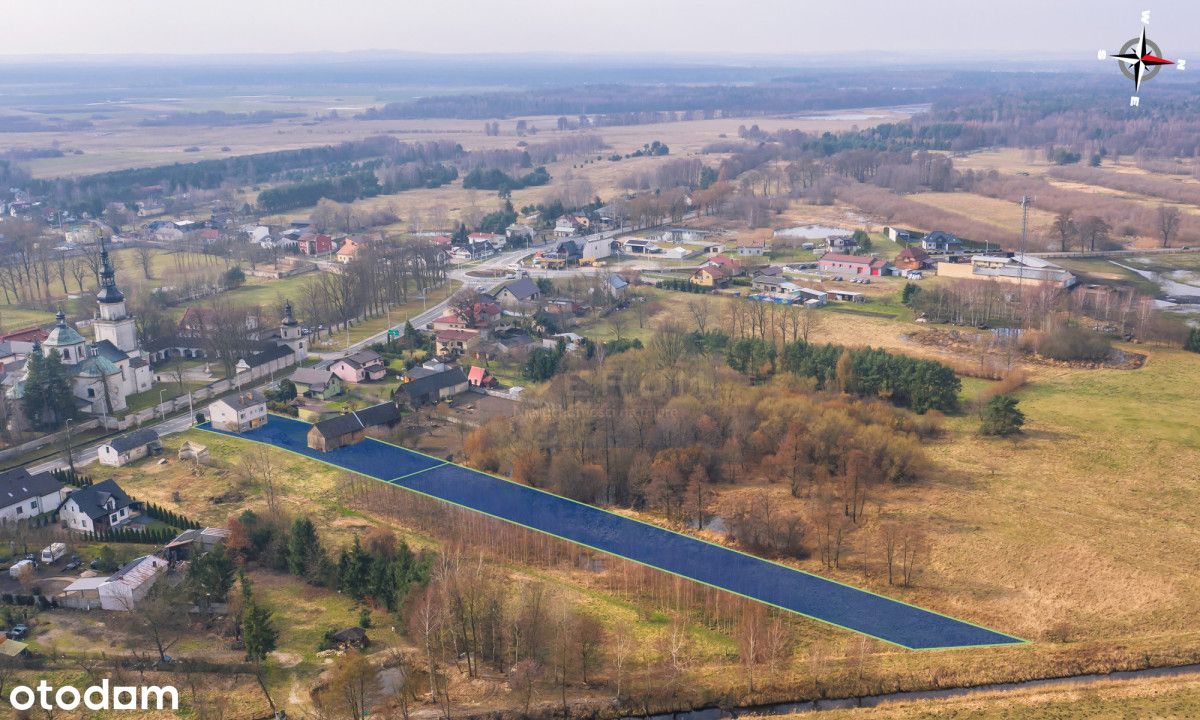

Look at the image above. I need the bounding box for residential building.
[307,401,402,451]
[60,478,138,533]
[330,349,387,383]
[209,390,268,432]
[606,274,629,299]
[467,365,497,388]
[435,329,480,357]
[399,363,470,406]
[494,277,542,310]
[894,246,932,271]
[691,265,730,288]
[921,230,964,253]
[0,467,66,524]
[299,233,334,256]
[289,367,343,399]
[737,243,767,257]
[97,428,161,467]
[705,255,744,275]
[818,253,891,276]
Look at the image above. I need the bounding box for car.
[89,559,100,570]
[7,625,28,640]
[64,561,81,572]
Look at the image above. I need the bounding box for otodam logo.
[8,680,179,712]
[1097,11,1185,106]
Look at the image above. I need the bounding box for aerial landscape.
[0,1,1198,717]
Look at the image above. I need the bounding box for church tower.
[279,299,307,362]
[93,240,138,353]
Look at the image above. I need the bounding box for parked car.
[6,625,28,640]
[64,560,81,572]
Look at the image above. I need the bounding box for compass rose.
[1109,27,1174,93]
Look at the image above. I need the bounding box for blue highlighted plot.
[203,416,1024,650]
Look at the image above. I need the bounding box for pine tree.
[980,394,1025,437]
[287,517,322,577]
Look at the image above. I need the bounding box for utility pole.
[1016,195,1031,334]
[62,418,76,475]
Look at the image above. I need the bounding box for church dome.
[44,311,86,348]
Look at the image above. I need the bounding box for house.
[737,243,767,257]
[467,365,497,388]
[469,232,506,251]
[330,349,387,383]
[60,478,138,533]
[0,467,66,524]
[690,265,730,288]
[705,255,744,276]
[921,230,963,253]
[894,246,931,271]
[818,253,891,276]
[936,254,1076,288]
[209,390,268,432]
[554,217,580,237]
[606,274,629,299]
[177,440,210,463]
[97,428,161,467]
[98,555,168,611]
[751,274,787,292]
[299,233,334,256]
[435,329,480,356]
[307,401,402,451]
[506,223,537,246]
[289,367,343,399]
[0,326,48,355]
[827,235,858,250]
[336,236,367,263]
[494,277,542,310]
[400,363,470,406]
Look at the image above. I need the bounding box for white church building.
[11,242,154,415]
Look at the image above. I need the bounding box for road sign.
[387,328,400,338]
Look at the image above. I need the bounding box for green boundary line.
[197,416,1031,651]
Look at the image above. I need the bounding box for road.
[27,237,616,474]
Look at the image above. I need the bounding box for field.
[907,192,1058,238]
[807,672,1200,720]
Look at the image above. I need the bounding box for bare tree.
[1051,211,1076,253]
[1157,205,1181,248]
[135,244,156,279]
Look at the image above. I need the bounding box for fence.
[0,419,101,465]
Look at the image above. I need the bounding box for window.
[110,514,119,524]
[15,507,21,515]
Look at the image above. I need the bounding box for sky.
[5,0,1199,58]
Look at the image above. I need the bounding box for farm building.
[307,401,402,452]
[399,364,470,407]
[936,254,1076,288]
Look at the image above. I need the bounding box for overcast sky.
[5,0,1197,58]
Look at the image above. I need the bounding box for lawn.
[122,380,208,415]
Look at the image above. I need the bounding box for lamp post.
[63,418,76,475]
[158,389,166,422]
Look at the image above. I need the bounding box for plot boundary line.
[198,417,1029,651]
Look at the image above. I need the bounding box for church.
[11,242,154,415]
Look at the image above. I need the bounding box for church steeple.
[96,239,125,305]
[282,299,298,327]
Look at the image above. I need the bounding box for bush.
[1185,327,1200,353]
[980,394,1024,436]
[1034,323,1111,361]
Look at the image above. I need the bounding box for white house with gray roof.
[60,478,138,533]
[0,467,66,524]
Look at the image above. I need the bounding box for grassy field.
[907,191,1058,237]
[805,673,1200,720]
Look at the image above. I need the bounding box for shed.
[98,428,161,467]
[307,402,402,452]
